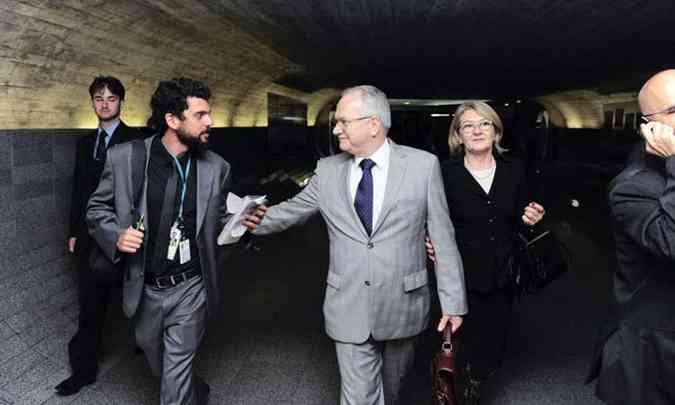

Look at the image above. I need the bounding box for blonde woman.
[438,101,544,404]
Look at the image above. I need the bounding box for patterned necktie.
[354,158,376,235]
[95,130,107,161]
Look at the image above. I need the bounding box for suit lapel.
[134,136,154,229]
[461,165,490,198]
[486,158,502,199]
[196,155,214,236]
[138,135,154,224]
[108,122,125,148]
[338,156,369,238]
[371,142,407,236]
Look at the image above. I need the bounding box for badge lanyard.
[170,154,191,223]
[164,145,192,263]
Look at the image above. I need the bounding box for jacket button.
[365,281,371,286]
[367,242,374,249]
[487,200,492,205]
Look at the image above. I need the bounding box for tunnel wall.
[0,122,320,383]
[0,129,82,402]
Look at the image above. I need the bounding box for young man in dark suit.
[56,76,141,396]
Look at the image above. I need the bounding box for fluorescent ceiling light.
[280,116,306,122]
[390,99,491,107]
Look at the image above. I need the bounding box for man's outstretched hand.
[243,205,268,231]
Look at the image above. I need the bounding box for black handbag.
[514,228,569,294]
[431,325,458,405]
[88,139,146,284]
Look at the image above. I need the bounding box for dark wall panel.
[0,130,82,403]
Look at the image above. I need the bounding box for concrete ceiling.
[217,0,675,97]
[1,0,674,128]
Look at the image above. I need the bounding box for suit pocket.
[326,271,341,290]
[403,270,428,292]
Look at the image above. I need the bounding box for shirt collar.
[354,138,390,169]
[99,119,120,138]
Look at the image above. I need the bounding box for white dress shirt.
[349,139,391,228]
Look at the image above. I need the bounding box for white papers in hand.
[217,193,267,245]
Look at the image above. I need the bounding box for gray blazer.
[254,141,467,343]
[86,135,233,319]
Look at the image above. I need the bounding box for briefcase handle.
[441,325,453,354]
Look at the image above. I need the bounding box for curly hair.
[89,76,125,100]
[146,78,211,134]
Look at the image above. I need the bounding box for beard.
[176,127,209,156]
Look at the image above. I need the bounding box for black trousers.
[457,288,514,380]
[67,249,115,379]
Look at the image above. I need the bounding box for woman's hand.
[522,202,545,225]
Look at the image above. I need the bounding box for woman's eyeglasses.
[459,120,493,134]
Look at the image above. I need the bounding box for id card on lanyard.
[165,146,192,264]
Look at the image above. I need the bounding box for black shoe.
[463,378,481,405]
[197,378,210,405]
[131,345,144,355]
[54,375,95,396]
[456,364,481,405]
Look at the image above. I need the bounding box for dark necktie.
[354,158,376,235]
[153,167,178,272]
[95,130,107,161]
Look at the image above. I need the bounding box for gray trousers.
[335,336,416,405]
[135,275,208,405]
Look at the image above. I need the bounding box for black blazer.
[69,121,140,254]
[441,154,528,293]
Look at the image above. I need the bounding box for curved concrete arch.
[307,88,342,125]
[0,0,303,129]
[536,90,625,129]
[532,99,567,128]
[231,82,341,127]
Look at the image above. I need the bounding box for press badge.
[179,239,190,264]
[167,222,181,261]
[167,238,179,261]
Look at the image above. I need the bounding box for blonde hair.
[448,101,506,155]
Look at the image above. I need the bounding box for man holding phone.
[590,69,675,404]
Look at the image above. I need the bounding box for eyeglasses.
[641,105,675,122]
[459,120,493,134]
[334,116,372,127]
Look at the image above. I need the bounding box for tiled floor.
[4,210,608,404]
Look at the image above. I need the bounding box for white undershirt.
[467,165,496,194]
[349,140,391,227]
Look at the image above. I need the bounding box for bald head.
[639,69,675,116]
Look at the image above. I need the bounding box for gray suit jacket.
[86,135,233,319]
[254,141,467,343]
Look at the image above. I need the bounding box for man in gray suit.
[245,85,467,405]
[87,78,232,405]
